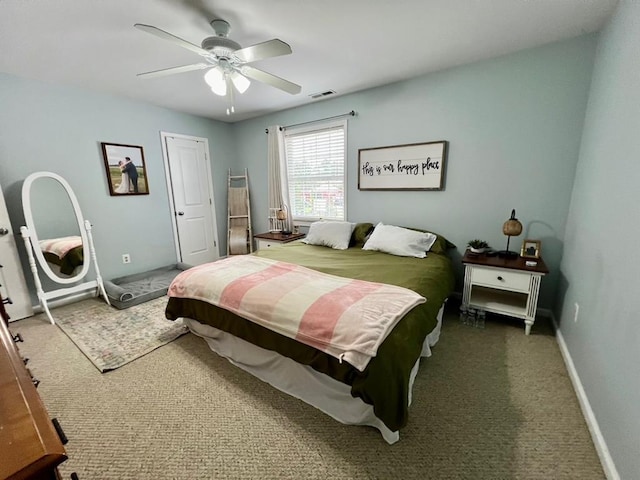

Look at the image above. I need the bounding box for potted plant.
[467,239,490,254]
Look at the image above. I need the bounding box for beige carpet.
[13,301,604,479]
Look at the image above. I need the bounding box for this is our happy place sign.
[358,140,447,191]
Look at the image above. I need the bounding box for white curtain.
[267,125,293,231]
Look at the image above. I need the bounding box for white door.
[163,133,220,266]
[0,184,33,321]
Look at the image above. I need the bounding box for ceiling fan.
[134,19,301,114]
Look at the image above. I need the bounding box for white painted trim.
[160,131,184,262]
[160,131,220,262]
[554,325,620,480]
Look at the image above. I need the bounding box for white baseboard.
[554,324,620,480]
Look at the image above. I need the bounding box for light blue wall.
[0,37,598,308]
[558,2,640,478]
[233,35,598,307]
[0,35,599,311]
[0,73,235,297]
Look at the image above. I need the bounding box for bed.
[38,235,84,276]
[165,223,455,443]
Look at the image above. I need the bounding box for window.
[284,120,346,222]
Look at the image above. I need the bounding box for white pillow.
[302,221,355,250]
[362,223,437,258]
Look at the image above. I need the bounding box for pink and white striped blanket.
[168,255,426,371]
[38,235,82,259]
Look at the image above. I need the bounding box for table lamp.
[276,207,291,235]
[497,209,522,258]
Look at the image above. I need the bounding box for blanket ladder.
[227,169,253,255]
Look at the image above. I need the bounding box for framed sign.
[101,142,149,196]
[358,140,447,190]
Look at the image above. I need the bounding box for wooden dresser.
[0,318,67,480]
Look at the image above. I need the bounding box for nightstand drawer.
[471,267,530,292]
[254,232,305,251]
[256,239,281,250]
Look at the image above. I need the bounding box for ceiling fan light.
[231,71,251,94]
[204,68,226,96]
[211,83,227,96]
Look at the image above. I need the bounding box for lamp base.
[281,230,292,236]
[496,250,519,259]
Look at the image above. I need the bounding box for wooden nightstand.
[461,251,549,335]
[253,231,305,250]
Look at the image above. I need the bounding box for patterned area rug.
[53,296,188,372]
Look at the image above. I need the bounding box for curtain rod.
[265,110,356,134]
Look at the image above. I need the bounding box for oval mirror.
[22,172,90,284]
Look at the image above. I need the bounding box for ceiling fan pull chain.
[227,75,235,115]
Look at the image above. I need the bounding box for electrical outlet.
[122,254,131,264]
[573,302,579,323]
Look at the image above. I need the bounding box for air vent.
[309,90,336,99]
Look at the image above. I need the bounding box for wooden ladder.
[227,169,253,255]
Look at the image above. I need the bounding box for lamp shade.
[497,209,523,258]
[231,71,251,94]
[276,209,287,221]
[503,209,523,237]
[204,68,227,96]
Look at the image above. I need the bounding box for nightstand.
[253,231,305,250]
[461,251,549,335]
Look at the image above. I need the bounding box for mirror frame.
[22,171,90,284]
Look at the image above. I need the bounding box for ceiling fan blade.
[134,23,211,57]
[240,65,301,95]
[137,63,211,79]
[233,39,292,64]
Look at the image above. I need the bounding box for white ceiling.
[0,0,617,123]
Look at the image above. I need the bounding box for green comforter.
[166,241,454,431]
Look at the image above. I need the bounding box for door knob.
[177,211,185,216]
[0,227,9,235]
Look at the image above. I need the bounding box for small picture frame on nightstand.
[520,239,541,259]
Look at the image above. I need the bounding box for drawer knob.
[497,276,504,281]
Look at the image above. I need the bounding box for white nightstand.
[461,251,549,335]
[253,232,305,251]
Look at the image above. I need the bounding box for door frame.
[160,131,220,263]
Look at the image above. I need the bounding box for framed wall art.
[101,142,149,196]
[520,239,541,259]
[358,140,447,190]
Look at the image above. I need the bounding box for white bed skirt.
[184,303,445,444]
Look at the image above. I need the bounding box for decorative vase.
[469,247,486,254]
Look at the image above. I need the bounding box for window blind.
[284,121,346,221]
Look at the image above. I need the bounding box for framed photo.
[101,142,149,196]
[520,239,541,259]
[358,141,447,190]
